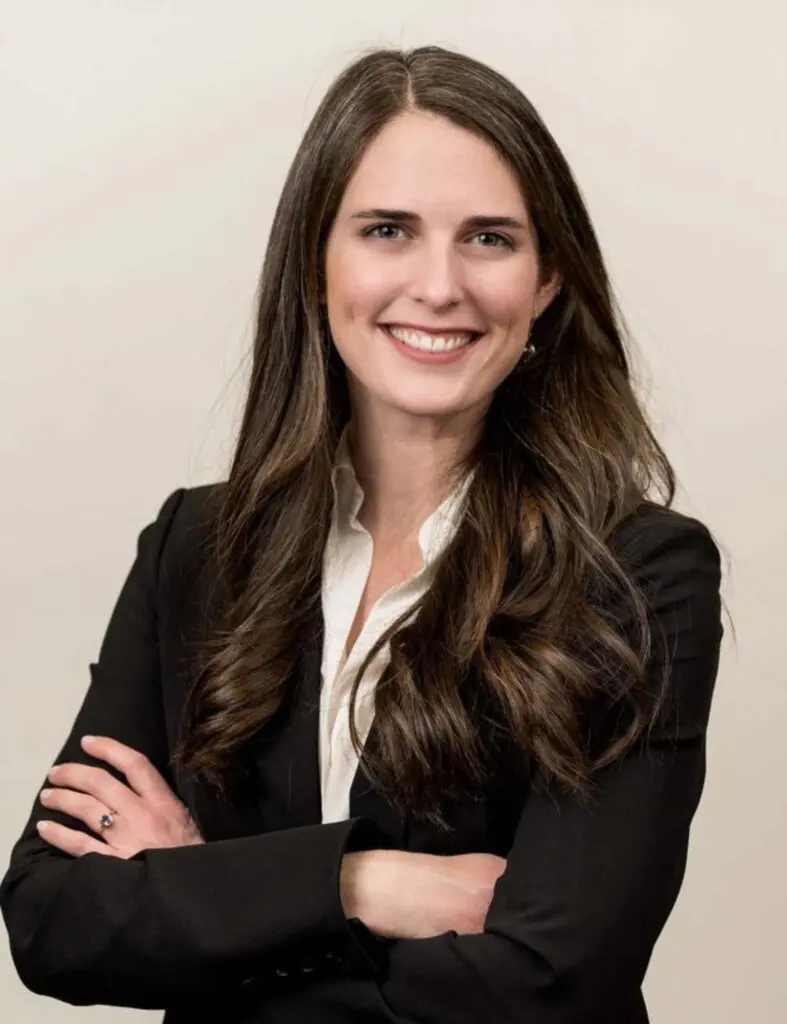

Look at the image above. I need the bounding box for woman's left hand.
[37,735,204,859]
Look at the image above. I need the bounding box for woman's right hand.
[340,849,507,940]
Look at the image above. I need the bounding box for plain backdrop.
[1,2,785,1021]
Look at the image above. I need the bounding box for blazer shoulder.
[608,500,722,586]
[593,503,725,743]
[151,482,227,584]
[165,481,226,536]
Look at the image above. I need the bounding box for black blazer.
[1,485,724,1024]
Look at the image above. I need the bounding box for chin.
[378,389,479,421]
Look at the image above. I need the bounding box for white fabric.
[318,426,472,823]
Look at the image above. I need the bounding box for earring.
[519,321,536,362]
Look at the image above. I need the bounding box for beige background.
[1,1,784,1020]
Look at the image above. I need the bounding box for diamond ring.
[98,811,116,832]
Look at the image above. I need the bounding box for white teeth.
[387,325,475,353]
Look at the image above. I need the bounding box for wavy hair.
[175,45,683,829]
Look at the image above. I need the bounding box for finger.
[40,786,111,836]
[48,762,135,817]
[80,735,175,803]
[36,820,116,858]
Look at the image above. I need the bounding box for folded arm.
[367,511,724,1023]
[0,490,388,1008]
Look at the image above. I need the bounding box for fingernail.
[40,788,52,799]
[36,821,51,833]
[82,735,97,745]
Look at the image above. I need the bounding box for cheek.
[475,263,541,325]
[327,250,394,323]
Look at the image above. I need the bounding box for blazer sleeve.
[371,509,724,1024]
[0,488,390,1010]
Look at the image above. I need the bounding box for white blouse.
[319,428,472,823]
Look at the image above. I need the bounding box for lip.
[381,322,484,338]
[380,324,482,364]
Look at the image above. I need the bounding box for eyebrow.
[350,208,528,231]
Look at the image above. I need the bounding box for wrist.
[340,849,408,932]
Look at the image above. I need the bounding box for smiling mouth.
[382,324,484,354]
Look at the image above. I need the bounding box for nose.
[409,239,465,309]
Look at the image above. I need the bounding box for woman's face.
[323,110,560,427]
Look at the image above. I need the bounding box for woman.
[0,45,724,1023]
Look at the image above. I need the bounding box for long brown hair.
[175,45,689,829]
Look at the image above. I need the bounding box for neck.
[346,403,480,545]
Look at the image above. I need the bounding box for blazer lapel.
[186,634,323,840]
[261,616,324,830]
[281,605,407,847]
[348,712,407,848]
[251,603,407,846]
[184,589,407,846]
[168,489,405,846]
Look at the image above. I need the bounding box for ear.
[533,268,563,320]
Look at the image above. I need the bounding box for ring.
[98,811,116,832]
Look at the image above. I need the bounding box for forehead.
[338,111,526,216]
